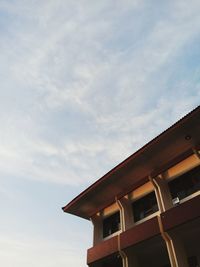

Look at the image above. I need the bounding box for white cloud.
[1,2,200,267]
[0,0,200,188]
[0,234,87,267]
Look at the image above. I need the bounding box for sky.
[0,0,200,266]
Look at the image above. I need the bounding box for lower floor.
[89,217,200,267]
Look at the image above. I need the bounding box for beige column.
[149,175,173,212]
[117,196,134,231]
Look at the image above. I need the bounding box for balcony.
[120,216,160,250]
[161,194,200,231]
[87,216,161,265]
[87,235,118,265]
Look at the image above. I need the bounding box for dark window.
[169,165,200,201]
[103,211,120,238]
[132,191,158,222]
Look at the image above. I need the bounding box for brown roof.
[62,106,200,220]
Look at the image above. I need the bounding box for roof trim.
[62,105,200,218]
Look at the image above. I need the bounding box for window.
[132,191,158,222]
[169,165,200,201]
[103,211,121,238]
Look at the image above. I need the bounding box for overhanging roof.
[62,106,200,220]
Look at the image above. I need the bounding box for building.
[62,106,200,267]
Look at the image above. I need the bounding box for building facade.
[63,106,200,267]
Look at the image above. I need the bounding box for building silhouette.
[63,106,200,267]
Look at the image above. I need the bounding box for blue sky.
[0,1,200,266]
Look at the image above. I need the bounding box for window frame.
[168,164,200,205]
[131,190,159,224]
[102,210,121,239]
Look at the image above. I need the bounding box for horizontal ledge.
[161,194,200,231]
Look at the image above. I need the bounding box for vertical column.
[117,196,134,231]
[91,213,102,246]
[149,175,173,212]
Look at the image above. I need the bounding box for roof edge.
[62,105,200,214]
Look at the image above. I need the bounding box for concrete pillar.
[153,175,173,211]
[117,196,134,231]
[91,213,102,246]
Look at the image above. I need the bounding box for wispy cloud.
[1,1,200,267]
[0,0,200,188]
[0,234,87,267]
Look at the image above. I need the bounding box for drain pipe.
[117,234,128,267]
[116,197,128,267]
[149,175,178,267]
[158,215,178,267]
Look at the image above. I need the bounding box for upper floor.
[62,106,200,267]
[87,153,200,267]
[91,153,200,245]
